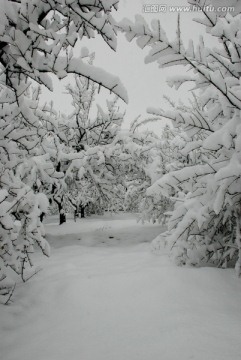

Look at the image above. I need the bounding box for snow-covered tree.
[136,123,178,224]
[0,0,127,101]
[119,1,241,273]
[121,124,164,217]
[0,0,127,302]
[0,83,62,303]
[51,71,126,221]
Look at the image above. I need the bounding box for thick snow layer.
[1,213,241,360]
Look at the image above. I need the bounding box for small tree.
[54,71,126,220]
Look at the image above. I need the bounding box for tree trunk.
[59,210,66,225]
[74,207,78,222]
[40,212,45,223]
[56,199,66,225]
[80,205,85,218]
[51,162,66,225]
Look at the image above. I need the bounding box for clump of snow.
[36,193,49,213]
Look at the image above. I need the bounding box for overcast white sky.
[41,0,214,132]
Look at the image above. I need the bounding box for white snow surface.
[1,212,241,360]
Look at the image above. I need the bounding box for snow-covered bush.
[119,1,241,272]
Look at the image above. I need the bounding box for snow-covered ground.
[1,213,241,360]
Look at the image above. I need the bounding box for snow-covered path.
[1,213,241,360]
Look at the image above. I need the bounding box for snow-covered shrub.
[119,1,241,272]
